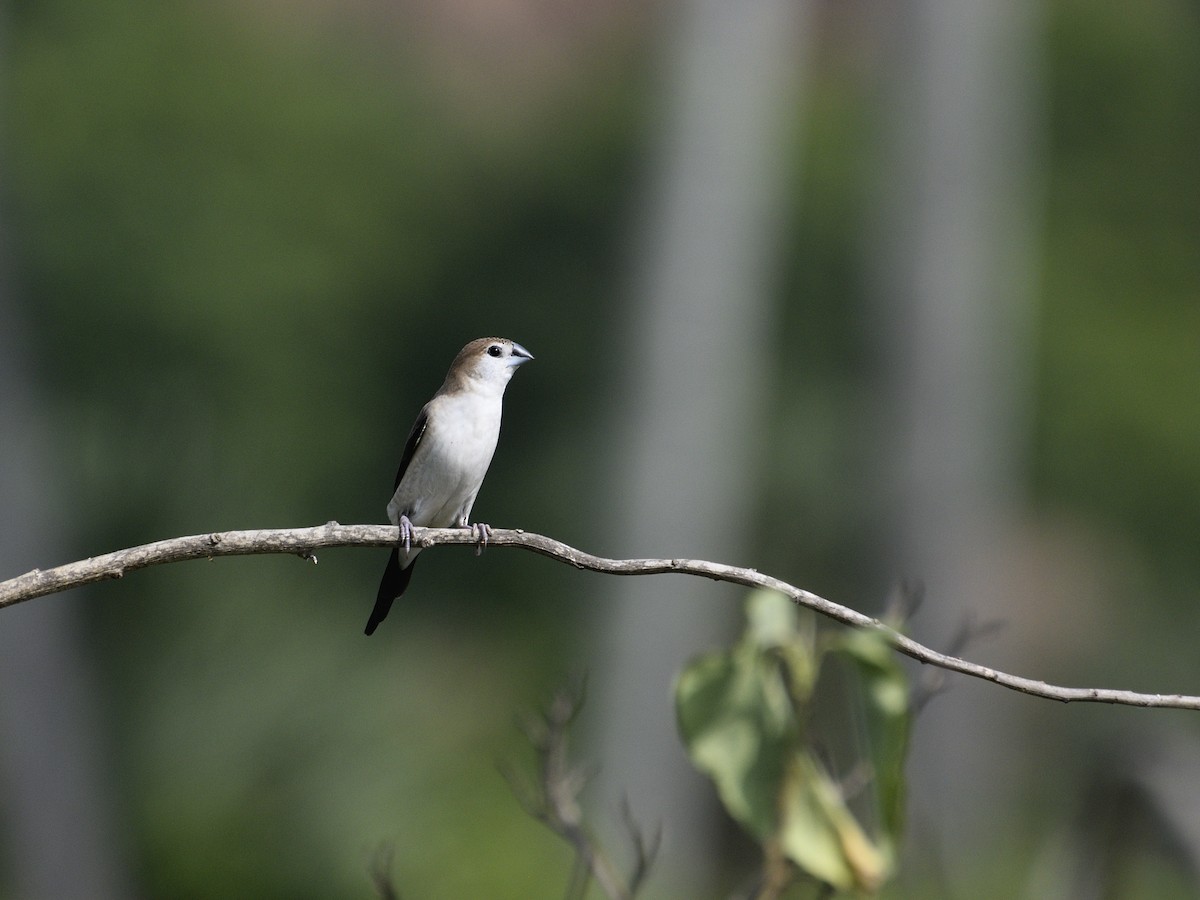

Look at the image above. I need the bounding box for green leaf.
[779,753,889,893]
[674,639,795,840]
[828,627,910,840]
[745,588,801,649]
[746,589,820,702]
[676,593,909,894]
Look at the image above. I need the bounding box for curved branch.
[1,522,1197,710]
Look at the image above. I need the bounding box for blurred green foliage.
[1039,0,1200,567]
[2,0,1198,896]
[676,591,908,894]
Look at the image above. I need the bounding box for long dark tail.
[365,549,416,635]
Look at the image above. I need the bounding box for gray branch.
[1,523,1197,710]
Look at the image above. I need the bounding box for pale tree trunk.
[865,0,1041,883]
[0,283,136,900]
[587,0,810,889]
[0,23,136,892]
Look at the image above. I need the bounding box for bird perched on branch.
[365,337,534,635]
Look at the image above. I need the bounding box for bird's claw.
[470,522,492,556]
[399,515,414,553]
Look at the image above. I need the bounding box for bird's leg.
[399,515,414,553]
[469,521,492,556]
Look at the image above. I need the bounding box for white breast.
[387,389,503,528]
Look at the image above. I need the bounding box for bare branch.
[502,682,638,900]
[1,523,1198,710]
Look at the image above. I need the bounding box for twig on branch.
[367,842,400,900]
[500,681,656,900]
[1,522,1198,710]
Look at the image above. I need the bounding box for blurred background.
[1,0,1198,897]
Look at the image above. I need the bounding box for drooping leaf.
[779,752,890,892]
[674,640,795,840]
[677,592,909,895]
[747,589,820,702]
[829,627,911,840]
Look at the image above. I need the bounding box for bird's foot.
[399,515,414,553]
[470,522,492,556]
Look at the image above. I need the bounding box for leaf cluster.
[676,591,909,896]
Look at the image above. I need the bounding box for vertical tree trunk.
[0,18,135,889]
[866,0,1041,879]
[588,0,809,889]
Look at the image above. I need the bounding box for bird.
[364,337,534,635]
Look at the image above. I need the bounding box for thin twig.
[910,610,1008,714]
[502,682,637,900]
[619,797,661,896]
[368,842,399,900]
[1,523,1198,710]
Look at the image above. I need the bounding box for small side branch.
[501,682,657,900]
[1,523,1198,710]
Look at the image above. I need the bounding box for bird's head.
[445,337,534,394]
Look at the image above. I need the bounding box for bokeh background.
[2,0,1198,897]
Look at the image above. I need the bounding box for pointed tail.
[365,548,416,635]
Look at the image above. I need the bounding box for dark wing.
[366,405,430,636]
[393,406,430,491]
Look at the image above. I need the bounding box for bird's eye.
[487,345,503,358]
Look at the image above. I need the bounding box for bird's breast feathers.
[387,389,502,526]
